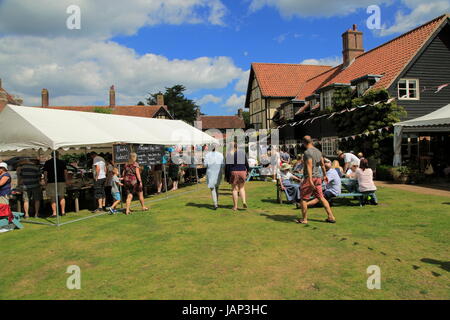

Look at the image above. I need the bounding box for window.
[321,137,339,157]
[398,79,419,100]
[321,90,334,110]
[357,81,369,96]
[284,104,294,120]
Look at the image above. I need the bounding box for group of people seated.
[277,149,378,208]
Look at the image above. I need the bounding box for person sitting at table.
[337,150,360,173]
[278,163,302,208]
[307,158,341,207]
[356,158,378,205]
[293,156,304,173]
[332,160,344,178]
[345,162,359,179]
[248,156,258,168]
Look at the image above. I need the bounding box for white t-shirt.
[344,153,360,166]
[278,171,293,181]
[93,156,106,180]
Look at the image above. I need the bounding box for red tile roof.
[198,116,245,129]
[252,63,333,97]
[36,105,170,118]
[296,14,449,100]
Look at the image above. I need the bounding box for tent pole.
[53,150,61,227]
[163,164,169,199]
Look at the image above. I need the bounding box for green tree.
[330,88,406,164]
[146,85,198,124]
[92,107,113,114]
[242,111,252,129]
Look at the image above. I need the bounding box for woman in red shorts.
[122,152,149,215]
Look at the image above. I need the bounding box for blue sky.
[0,0,449,115]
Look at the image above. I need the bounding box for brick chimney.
[342,24,364,67]
[156,94,164,106]
[41,88,49,107]
[109,85,116,107]
[196,108,201,120]
[237,108,243,118]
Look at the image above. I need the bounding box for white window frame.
[357,81,369,96]
[321,90,334,110]
[398,79,420,100]
[321,137,339,157]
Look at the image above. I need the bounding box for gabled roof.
[198,115,245,129]
[0,87,21,112]
[35,105,172,119]
[250,63,333,98]
[296,13,450,100]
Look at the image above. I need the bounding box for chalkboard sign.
[134,144,165,166]
[113,144,131,164]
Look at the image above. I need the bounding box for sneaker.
[109,207,115,214]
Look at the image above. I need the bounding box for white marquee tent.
[393,103,450,166]
[0,104,218,226]
[0,104,217,152]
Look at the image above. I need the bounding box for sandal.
[325,219,336,224]
[296,219,308,224]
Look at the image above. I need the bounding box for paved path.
[376,181,450,197]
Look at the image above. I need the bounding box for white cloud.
[379,0,450,36]
[234,70,250,92]
[0,0,227,39]
[273,33,289,43]
[196,94,222,106]
[0,36,244,106]
[301,56,342,67]
[249,0,392,18]
[225,94,246,112]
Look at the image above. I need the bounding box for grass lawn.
[1,181,449,300]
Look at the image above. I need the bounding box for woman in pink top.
[355,158,378,205]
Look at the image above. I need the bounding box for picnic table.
[247,166,263,182]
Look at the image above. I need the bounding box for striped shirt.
[18,164,41,189]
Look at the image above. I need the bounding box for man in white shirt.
[91,152,107,212]
[337,150,360,173]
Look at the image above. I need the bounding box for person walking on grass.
[17,159,42,218]
[225,142,249,212]
[307,158,341,207]
[109,168,123,214]
[91,152,107,213]
[204,144,224,210]
[123,152,148,215]
[43,151,68,217]
[297,136,336,225]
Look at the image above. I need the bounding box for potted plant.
[393,166,410,184]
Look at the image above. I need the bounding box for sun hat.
[0,162,8,170]
[281,163,291,171]
[324,158,331,163]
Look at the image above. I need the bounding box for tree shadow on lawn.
[421,258,450,272]
[185,202,234,210]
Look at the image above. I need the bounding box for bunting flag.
[281,97,396,128]
[421,83,449,93]
[435,83,449,93]
[336,125,393,142]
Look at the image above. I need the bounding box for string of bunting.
[276,97,396,129]
[337,125,392,142]
[421,83,449,93]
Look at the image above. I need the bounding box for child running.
[109,168,123,214]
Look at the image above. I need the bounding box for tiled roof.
[0,87,21,112]
[296,14,449,100]
[36,105,170,118]
[198,116,245,129]
[252,63,333,97]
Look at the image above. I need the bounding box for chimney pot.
[109,85,116,107]
[41,88,49,107]
[353,24,357,31]
[238,108,243,118]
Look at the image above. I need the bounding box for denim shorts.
[112,192,121,201]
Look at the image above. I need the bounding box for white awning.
[394,103,450,127]
[0,104,218,152]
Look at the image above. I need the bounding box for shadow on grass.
[185,202,234,210]
[421,258,450,272]
[442,202,450,205]
[260,213,297,223]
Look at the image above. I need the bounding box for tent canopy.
[394,103,450,128]
[0,104,218,152]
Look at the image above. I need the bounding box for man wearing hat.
[278,162,302,208]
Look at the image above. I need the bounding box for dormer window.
[321,90,334,109]
[398,79,419,100]
[356,81,369,96]
[351,75,382,97]
[284,104,294,120]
